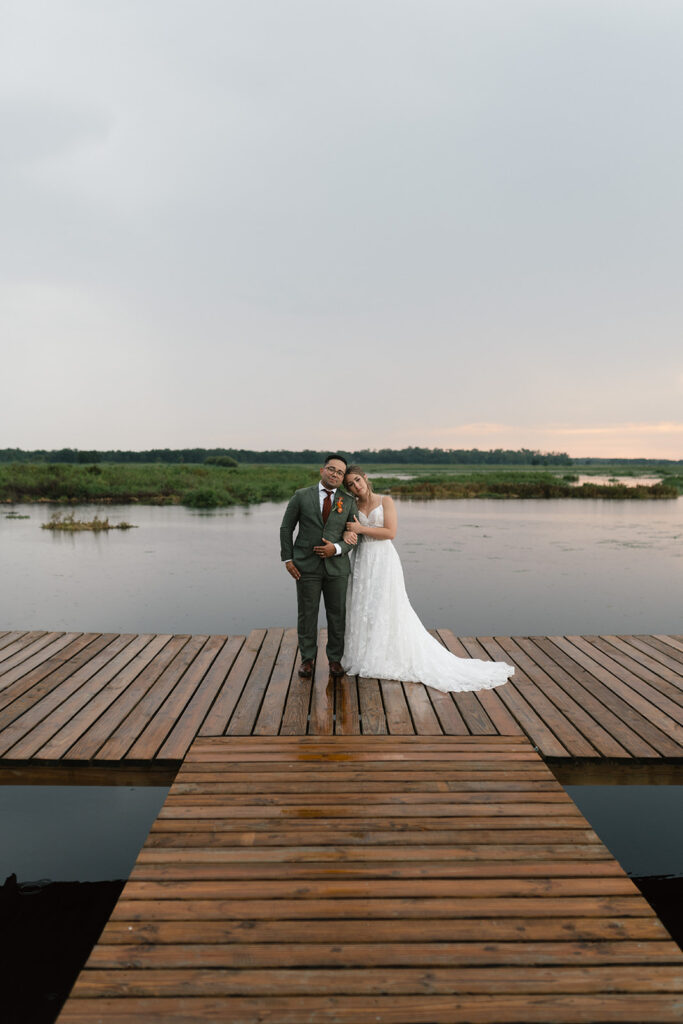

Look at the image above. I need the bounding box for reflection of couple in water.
[280,454,514,690]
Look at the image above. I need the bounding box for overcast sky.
[2,1,682,458]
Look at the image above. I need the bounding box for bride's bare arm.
[346,496,397,540]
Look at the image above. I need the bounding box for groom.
[280,453,360,679]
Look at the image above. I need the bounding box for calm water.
[2,497,682,636]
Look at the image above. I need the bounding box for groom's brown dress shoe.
[329,661,345,678]
[298,659,314,679]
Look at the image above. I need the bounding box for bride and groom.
[279,453,514,692]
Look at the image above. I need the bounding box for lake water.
[2,497,682,637]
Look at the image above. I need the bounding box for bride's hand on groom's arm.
[346,516,364,535]
[343,530,358,545]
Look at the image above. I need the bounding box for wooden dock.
[3,627,683,1021]
[1,628,682,761]
[56,736,683,1023]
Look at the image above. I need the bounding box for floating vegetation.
[5,513,30,519]
[42,512,137,532]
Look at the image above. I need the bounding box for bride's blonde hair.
[345,464,374,497]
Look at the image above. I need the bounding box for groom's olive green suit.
[280,485,360,663]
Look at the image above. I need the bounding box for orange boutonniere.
[336,498,344,514]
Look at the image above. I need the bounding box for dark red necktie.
[322,489,333,523]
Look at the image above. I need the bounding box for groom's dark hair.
[324,453,348,468]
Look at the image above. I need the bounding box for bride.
[341,465,514,692]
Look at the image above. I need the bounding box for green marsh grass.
[1,462,679,508]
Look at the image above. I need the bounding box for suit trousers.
[296,572,348,662]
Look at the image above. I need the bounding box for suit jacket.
[280,485,360,577]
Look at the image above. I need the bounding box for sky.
[1,0,682,459]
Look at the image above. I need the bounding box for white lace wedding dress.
[342,503,514,692]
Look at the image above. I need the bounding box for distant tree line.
[0,446,574,465]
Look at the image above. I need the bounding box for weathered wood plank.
[336,675,360,735]
[253,628,297,735]
[199,629,266,736]
[56,993,683,1023]
[227,629,283,736]
[379,680,415,734]
[309,631,334,735]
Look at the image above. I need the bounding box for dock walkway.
[57,736,683,1023]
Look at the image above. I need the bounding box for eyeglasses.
[325,468,345,476]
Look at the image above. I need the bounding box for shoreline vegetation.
[1,461,680,508]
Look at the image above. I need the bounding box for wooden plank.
[99,916,667,944]
[88,938,680,967]
[56,993,683,1023]
[380,680,415,734]
[309,631,334,735]
[336,675,360,735]
[199,629,266,735]
[279,638,314,735]
[402,682,443,735]
[253,628,297,735]
[227,629,283,735]
[143,828,605,847]
[128,859,625,882]
[71,964,683,996]
[425,684,470,735]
